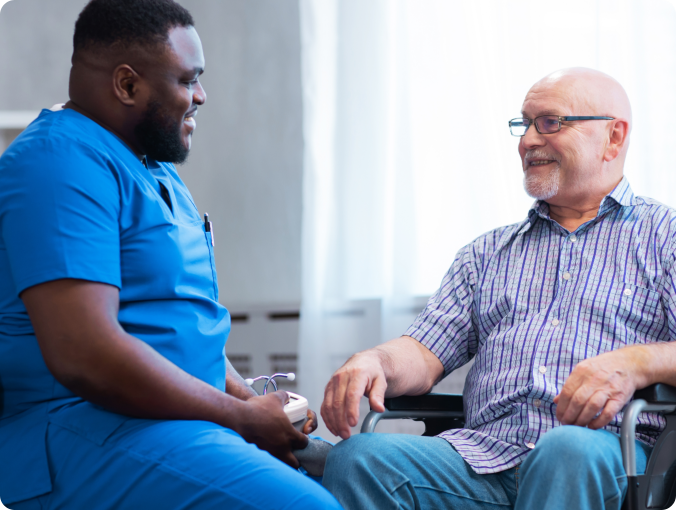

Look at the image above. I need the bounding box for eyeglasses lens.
[535,116,561,134]
[509,118,529,137]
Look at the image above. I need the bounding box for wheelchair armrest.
[361,393,465,434]
[634,383,676,405]
[384,393,463,412]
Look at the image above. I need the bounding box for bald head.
[529,67,632,131]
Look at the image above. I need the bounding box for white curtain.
[299,0,676,439]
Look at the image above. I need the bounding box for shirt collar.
[598,176,636,212]
[520,176,636,234]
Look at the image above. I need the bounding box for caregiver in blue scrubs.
[0,0,342,508]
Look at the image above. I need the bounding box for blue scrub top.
[0,109,230,504]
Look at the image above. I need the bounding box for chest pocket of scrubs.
[205,230,218,301]
[118,216,216,305]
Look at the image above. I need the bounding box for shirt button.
[562,272,571,280]
[569,235,577,242]
[551,319,560,326]
[534,399,542,408]
[539,366,547,374]
[624,288,632,296]
[526,442,536,449]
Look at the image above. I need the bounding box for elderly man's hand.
[321,337,444,439]
[554,346,650,429]
[321,351,388,440]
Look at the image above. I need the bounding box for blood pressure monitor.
[245,373,309,430]
[245,374,330,475]
[284,392,309,431]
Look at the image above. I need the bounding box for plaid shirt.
[405,178,676,474]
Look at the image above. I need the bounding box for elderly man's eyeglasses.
[508,115,615,137]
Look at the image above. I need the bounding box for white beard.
[523,164,561,200]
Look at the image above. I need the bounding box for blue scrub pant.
[11,418,342,510]
[322,426,652,509]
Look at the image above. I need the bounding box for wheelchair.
[361,384,676,510]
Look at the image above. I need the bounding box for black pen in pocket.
[204,213,214,247]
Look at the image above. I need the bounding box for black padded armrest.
[384,393,463,412]
[634,383,676,405]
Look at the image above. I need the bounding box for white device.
[284,391,309,431]
[245,373,308,431]
[245,373,329,475]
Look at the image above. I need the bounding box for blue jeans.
[323,426,652,509]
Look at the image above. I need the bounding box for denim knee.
[537,426,619,458]
[325,433,382,477]
[523,426,624,478]
[322,433,395,504]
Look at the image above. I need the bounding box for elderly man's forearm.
[630,342,676,388]
[374,336,444,397]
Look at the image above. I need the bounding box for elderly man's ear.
[603,119,630,162]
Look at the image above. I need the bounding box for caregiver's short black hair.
[73,0,194,55]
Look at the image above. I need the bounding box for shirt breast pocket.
[581,279,664,348]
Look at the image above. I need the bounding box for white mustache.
[523,149,560,169]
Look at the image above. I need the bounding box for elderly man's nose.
[521,123,545,149]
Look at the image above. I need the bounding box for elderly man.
[321,68,676,510]
[0,1,341,509]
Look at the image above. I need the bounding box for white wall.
[0,0,304,308]
[180,0,304,308]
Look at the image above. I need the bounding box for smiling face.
[519,75,612,202]
[135,25,206,163]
